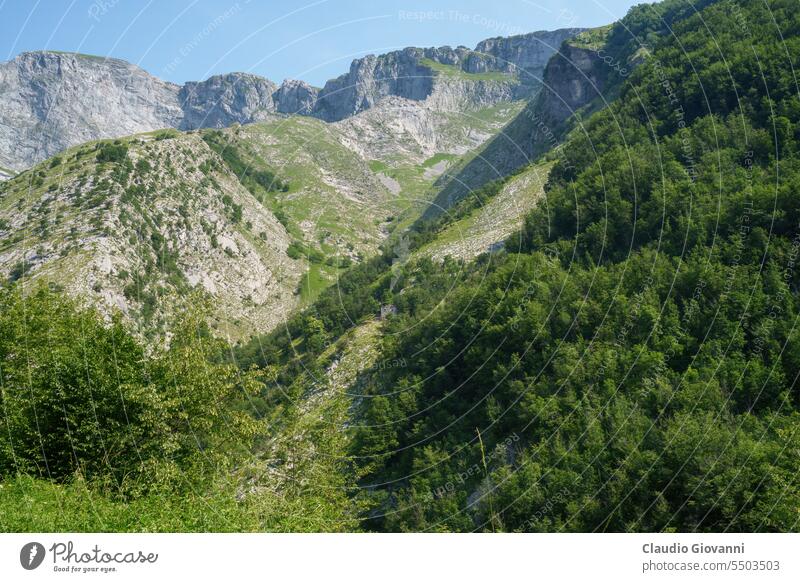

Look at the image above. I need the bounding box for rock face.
[474,29,584,80]
[531,41,610,131]
[426,29,629,218]
[179,72,279,129]
[313,48,435,121]
[273,79,319,115]
[0,52,183,172]
[0,28,583,171]
[312,29,582,121]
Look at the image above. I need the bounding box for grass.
[569,24,612,50]
[44,50,110,62]
[0,475,251,532]
[368,159,390,172]
[416,160,553,259]
[0,473,359,532]
[419,58,517,82]
[137,128,181,140]
[237,118,394,258]
[464,100,526,123]
[422,153,458,168]
[298,262,339,303]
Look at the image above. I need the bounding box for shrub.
[96,143,129,164]
[0,287,263,491]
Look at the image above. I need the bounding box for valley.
[0,30,553,337]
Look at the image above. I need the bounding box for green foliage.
[0,288,365,532]
[0,287,263,491]
[0,471,361,533]
[202,130,288,193]
[5,261,29,284]
[96,143,129,164]
[221,193,243,224]
[286,241,325,264]
[5,0,800,534]
[413,176,509,243]
[345,0,800,532]
[135,158,152,173]
[420,57,515,82]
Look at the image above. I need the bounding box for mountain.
[424,25,628,218]
[0,28,580,172]
[0,129,306,340]
[0,27,583,335]
[3,0,800,535]
[0,97,528,336]
[313,29,580,121]
[0,53,309,172]
[0,52,182,173]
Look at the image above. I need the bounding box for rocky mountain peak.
[0,50,182,172]
[474,28,584,79]
[311,28,582,121]
[274,79,320,115]
[0,27,584,170]
[178,72,278,129]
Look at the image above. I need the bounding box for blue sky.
[0,0,642,86]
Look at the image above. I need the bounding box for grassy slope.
[0,97,527,336]
[242,319,384,530]
[417,160,552,261]
[235,117,393,251]
[420,58,518,82]
[375,101,528,235]
[568,24,613,50]
[224,118,397,303]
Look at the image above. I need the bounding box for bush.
[0,287,263,490]
[96,143,129,164]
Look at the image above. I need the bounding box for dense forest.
[2,0,799,531]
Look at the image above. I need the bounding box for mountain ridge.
[0,27,582,171]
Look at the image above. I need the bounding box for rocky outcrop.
[425,30,625,219]
[179,75,321,125]
[0,52,182,172]
[311,29,582,121]
[273,79,319,115]
[313,48,436,121]
[179,72,278,129]
[424,75,518,111]
[531,41,610,133]
[474,29,584,82]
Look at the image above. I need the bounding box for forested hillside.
[344,0,800,531]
